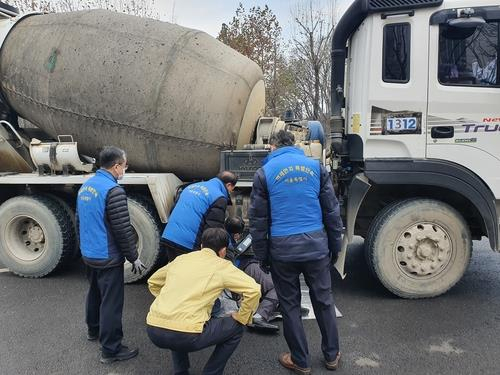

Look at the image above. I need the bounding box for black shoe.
[87,330,99,341]
[248,316,279,332]
[269,306,309,321]
[100,346,139,364]
[268,311,283,322]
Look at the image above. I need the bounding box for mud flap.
[333,173,371,278]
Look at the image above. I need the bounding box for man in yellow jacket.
[146,227,261,375]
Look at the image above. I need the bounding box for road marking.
[428,340,464,355]
[0,268,9,273]
[355,356,380,368]
[219,276,343,320]
[300,276,343,319]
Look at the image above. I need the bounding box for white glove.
[131,259,146,274]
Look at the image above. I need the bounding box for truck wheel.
[0,195,75,277]
[124,196,163,283]
[365,198,471,298]
[47,194,79,261]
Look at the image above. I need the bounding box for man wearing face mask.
[77,146,145,364]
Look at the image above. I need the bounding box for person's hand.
[131,259,146,274]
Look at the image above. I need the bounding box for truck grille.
[220,150,269,182]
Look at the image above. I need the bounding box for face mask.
[116,162,127,180]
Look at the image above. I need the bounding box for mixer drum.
[0,10,265,180]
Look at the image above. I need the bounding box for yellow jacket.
[147,248,261,333]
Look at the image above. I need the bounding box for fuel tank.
[0,10,265,180]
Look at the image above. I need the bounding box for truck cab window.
[383,23,411,83]
[438,22,499,87]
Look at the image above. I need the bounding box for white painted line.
[0,268,10,273]
[300,276,343,319]
[219,277,344,321]
[335,305,343,318]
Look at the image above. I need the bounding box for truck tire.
[47,194,79,261]
[125,196,163,283]
[365,198,471,298]
[0,195,75,277]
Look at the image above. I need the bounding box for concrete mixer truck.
[0,3,315,283]
[2,0,500,299]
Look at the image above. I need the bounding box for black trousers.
[147,317,244,375]
[161,240,190,263]
[86,265,124,355]
[271,256,339,368]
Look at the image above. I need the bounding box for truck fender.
[364,159,498,251]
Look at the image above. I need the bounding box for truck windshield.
[438,21,499,87]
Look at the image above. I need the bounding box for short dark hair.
[201,228,229,253]
[217,170,238,186]
[225,216,245,234]
[269,130,294,148]
[99,146,126,169]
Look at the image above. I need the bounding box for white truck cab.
[331,0,500,298]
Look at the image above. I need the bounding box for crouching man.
[146,228,261,375]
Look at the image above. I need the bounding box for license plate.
[386,117,417,133]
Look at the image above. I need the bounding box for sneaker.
[325,352,341,371]
[100,345,139,364]
[87,330,99,341]
[278,352,311,375]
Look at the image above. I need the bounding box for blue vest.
[263,146,323,237]
[77,169,119,259]
[162,177,228,250]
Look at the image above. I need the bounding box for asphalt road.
[1,238,500,375]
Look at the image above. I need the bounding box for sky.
[154,0,353,39]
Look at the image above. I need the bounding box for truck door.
[359,13,429,159]
[427,6,500,198]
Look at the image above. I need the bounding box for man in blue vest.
[77,146,145,364]
[249,130,343,374]
[305,120,325,148]
[161,171,238,262]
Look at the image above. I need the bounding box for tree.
[288,0,334,127]
[5,0,160,18]
[217,3,285,116]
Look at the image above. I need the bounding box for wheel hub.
[28,225,45,244]
[396,223,452,278]
[416,240,434,260]
[6,216,46,261]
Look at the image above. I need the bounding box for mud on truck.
[0,0,499,298]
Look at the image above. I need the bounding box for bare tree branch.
[287,0,333,127]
